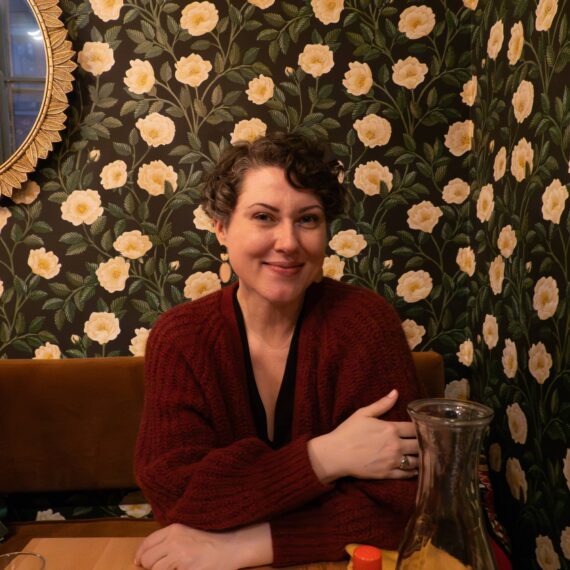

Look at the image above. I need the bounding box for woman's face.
[214,166,327,310]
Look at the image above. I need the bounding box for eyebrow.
[247,202,324,212]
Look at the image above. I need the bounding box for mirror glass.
[0,0,46,164]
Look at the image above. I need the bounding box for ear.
[213,219,226,246]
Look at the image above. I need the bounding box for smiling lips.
[263,261,304,275]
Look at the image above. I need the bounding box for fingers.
[359,389,399,418]
[393,421,417,438]
[134,528,168,566]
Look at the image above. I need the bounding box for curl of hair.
[201,133,347,223]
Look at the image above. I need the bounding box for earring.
[219,245,232,283]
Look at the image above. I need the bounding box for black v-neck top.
[233,290,304,449]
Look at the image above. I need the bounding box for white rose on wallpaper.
[119,502,152,518]
[493,146,507,181]
[61,189,103,226]
[533,276,559,320]
[535,536,561,570]
[33,342,61,360]
[137,160,178,196]
[343,61,373,96]
[444,379,470,400]
[482,314,498,349]
[392,57,428,90]
[512,80,534,123]
[511,138,534,182]
[457,339,474,366]
[36,509,65,521]
[508,21,524,65]
[506,457,527,502]
[329,229,367,258]
[298,44,334,78]
[542,178,568,223]
[487,20,504,60]
[489,443,501,472]
[184,271,221,300]
[507,403,528,444]
[89,0,123,21]
[84,312,120,345]
[11,180,40,204]
[113,230,152,260]
[175,54,212,87]
[383,259,393,269]
[564,449,570,492]
[180,1,219,35]
[0,208,12,233]
[476,184,494,222]
[561,527,570,560]
[96,256,130,293]
[89,149,101,162]
[322,255,345,281]
[247,0,275,8]
[462,0,478,9]
[398,5,436,39]
[246,75,274,104]
[497,225,517,257]
[444,120,474,157]
[0,280,3,297]
[401,319,426,350]
[311,0,344,24]
[129,327,150,357]
[529,342,553,384]
[77,42,115,76]
[442,178,470,204]
[100,160,128,190]
[353,114,391,148]
[489,255,505,295]
[230,118,267,144]
[193,205,215,232]
[135,114,175,149]
[124,60,155,94]
[27,248,61,279]
[536,0,558,31]
[455,247,476,277]
[407,201,442,233]
[396,270,433,303]
[460,75,477,106]
[502,338,518,379]
[354,161,392,195]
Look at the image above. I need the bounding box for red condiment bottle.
[353,545,382,570]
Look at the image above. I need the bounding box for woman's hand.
[135,522,273,570]
[307,389,419,484]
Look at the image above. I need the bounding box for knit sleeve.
[134,310,331,530]
[267,287,421,566]
[270,477,415,566]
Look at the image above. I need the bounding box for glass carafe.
[396,398,497,570]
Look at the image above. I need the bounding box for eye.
[298,214,322,228]
[252,212,274,223]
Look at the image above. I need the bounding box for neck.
[236,287,302,350]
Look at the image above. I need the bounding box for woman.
[134,133,421,570]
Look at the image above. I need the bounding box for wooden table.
[19,537,398,569]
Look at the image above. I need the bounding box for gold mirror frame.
[0,0,75,198]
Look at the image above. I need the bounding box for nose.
[273,221,299,253]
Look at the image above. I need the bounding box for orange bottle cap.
[353,545,382,570]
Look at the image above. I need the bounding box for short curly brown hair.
[201,133,347,224]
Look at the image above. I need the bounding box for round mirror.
[0,0,75,198]
[0,0,46,164]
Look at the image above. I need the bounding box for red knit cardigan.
[135,278,421,566]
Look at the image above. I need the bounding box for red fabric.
[492,539,512,570]
[135,278,421,566]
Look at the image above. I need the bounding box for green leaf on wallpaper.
[123,9,138,23]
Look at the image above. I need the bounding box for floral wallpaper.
[1,0,569,566]
[470,0,570,568]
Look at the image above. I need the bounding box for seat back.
[0,351,444,493]
[0,356,144,493]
